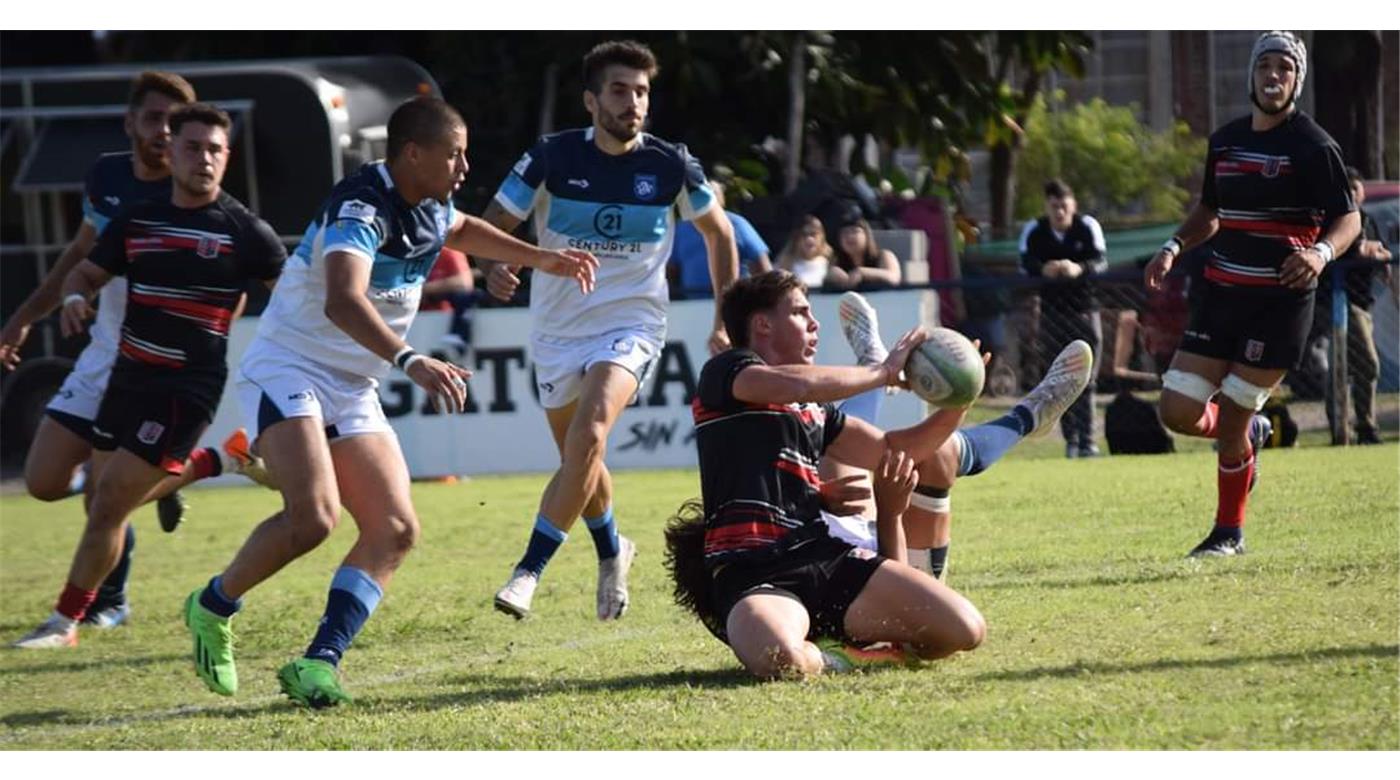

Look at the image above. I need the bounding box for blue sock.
[95,523,135,606]
[585,506,620,560]
[838,387,885,426]
[305,566,383,667]
[517,515,567,577]
[199,574,242,618]
[954,405,1034,477]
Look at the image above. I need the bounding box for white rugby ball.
[904,328,985,408]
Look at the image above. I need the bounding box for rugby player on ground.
[11,104,287,649]
[481,40,739,622]
[181,97,596,708]
[1144,31,1360,557]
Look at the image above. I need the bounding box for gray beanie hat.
[1249,31,1307,104]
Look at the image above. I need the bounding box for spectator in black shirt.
[1321,168,1392,444]
[1020,178,1107,457]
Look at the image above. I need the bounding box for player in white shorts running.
[481,40,739,621]
[181,96,596,708]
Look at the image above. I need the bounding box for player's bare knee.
[565,421,609,466]
[745,640,817,679]
[379,513,420,556]
[24,471,72,502]
[287,500,339,550]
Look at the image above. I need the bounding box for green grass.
[1,442,1396,749]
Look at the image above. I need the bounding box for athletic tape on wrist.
[63,293,86,308]
[1311,240,1334,264]
[394,346,422,372]
[1161,236,1184,256]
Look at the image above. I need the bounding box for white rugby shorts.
[236,338,392,444]
[530,326,664,409]
[46,338,117,424]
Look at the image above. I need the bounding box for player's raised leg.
[279,431,416,709]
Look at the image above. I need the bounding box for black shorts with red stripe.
[91,387,211,475]
[710,534,886,644]
[1178,281,1314,370]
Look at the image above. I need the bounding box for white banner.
[206,289,936,478]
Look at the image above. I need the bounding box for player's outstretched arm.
[476,200,525,302]
[0,222,98,368]
[1145,202,1219,291]
[693,206,739,354]
[57,258,113,338]
[730,326,927,406]
[323,251,471,412]
[445,213,597,295]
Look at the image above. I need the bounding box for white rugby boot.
[596,536,636,621]
[494,568,538,620]
[1018,340,1094,438]
[838,292,889,367]
[12,614,78,649]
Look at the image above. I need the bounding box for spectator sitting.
[419,246,477,356]
[777,214,833,290]
[826,217,902,290]
[669,180,771,298]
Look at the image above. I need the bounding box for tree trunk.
[785,34,806,195]
[1313,31,1383,177]
[989,74,1043,239]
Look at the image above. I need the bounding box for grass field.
[0,439,1396,750]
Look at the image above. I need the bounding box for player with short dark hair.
[182,96,596,708]
[4,75,269,648]
[11,102,287,650]
[1145,31,1361,557]
[481,39,739,622]
[663,270,993,678]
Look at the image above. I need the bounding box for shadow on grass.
[978,642,1399,683]
[0,652,187,677]
[358,666,755,711]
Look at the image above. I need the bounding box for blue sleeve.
[729,214,769,262]
[494,137,549,220]
[322,191,387,261]
[81,160,110,235]
[675,145,715,221]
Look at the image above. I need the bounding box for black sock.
[929,545,949,579]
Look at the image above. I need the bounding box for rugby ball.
[904,328,984,408]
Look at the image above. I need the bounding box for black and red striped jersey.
[89,191,285,412]
[692,349,847,569]
[1200,112,1354,290]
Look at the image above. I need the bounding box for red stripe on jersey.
[703,520,789,554]
[1215,160,1294,177]
[125,235,233,255]
[1218,219,1320,242]
[692,399,820,425]
[1204,265,1280,287]
[129,292,234,334]
[120,341,184,367]
[775,457,821,488]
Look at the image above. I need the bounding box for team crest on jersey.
[338,199,377,222]
[196,235,221,259]
[634,174,658,201]
[136,420,165,445]
[1245,339,1266,362]
[1261,157,1282,178]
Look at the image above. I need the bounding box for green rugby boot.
[278,658,352,709]
[184,589,237,696]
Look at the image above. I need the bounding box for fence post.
[1329,263,1350,446]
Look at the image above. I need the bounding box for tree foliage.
[1014,95,1206,225]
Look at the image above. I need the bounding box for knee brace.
[1220,373,1272,411]
[1162,369,1219,404]
[911,486,950,514]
